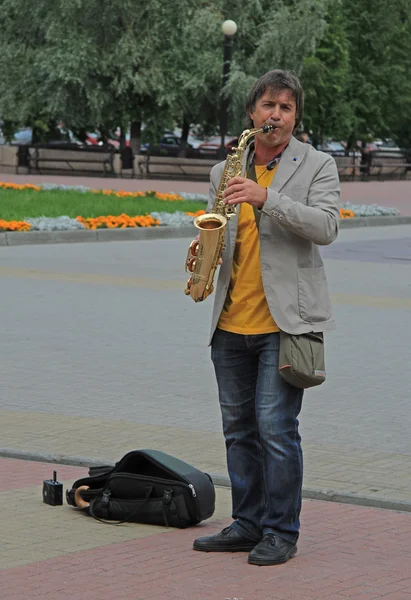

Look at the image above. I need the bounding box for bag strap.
[88,485,154,525]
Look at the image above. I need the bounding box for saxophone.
[184,124,273,302]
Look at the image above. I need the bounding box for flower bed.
[0,219,31,232]
[0,181,203,231]
[0,181,400,232]
[77,214,160,229]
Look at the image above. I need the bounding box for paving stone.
[1,459,411,600]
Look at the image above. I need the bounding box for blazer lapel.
[226,138,306,244]
[270,136,308,192]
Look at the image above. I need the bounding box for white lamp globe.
[222,20,237,37]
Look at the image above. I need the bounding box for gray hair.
[246,69,304,130]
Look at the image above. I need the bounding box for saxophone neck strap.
[246,143,286,180]
[246,143,257,183]
[246,144,285,229]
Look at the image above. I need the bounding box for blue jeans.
[211,328,304,544]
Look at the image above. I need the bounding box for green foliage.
[0,0,328,140]
[342,0,411,146]
[1,0,411,147]
[0,188,203,220]
[225,0,329,133]
[301,0,352,145]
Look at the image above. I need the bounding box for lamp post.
[218,19,237,160]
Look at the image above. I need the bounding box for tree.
[300,0,352,147]
[0,0,197,149]
[380,1,411,148]
[342,0,411,148]
[224,0,329,134]
[0,0,331,150]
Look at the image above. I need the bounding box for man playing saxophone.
[192,69,340,565]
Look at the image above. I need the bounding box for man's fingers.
[227,195,247,205]
[227,176,246,187]
[224,183,243,196]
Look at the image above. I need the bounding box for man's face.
[249,89,297,150]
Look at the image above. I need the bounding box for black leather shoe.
[248,534,297,565]
[193,525,258,552]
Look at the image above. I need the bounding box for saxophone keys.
[186,257,197,273]
[189,240,200,256]
[184,279,192,295]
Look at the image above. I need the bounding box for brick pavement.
[1,192,411,598]
[1,458,411,600]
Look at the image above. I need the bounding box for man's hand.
[223,177,267,209]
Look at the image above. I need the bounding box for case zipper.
[109,472,196,497]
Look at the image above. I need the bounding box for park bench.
[137,155,220,180]
[362,149,411,180]
[19,144,116,176]
[332,153,361,181]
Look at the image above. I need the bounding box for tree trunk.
[345,133,356,155]
[130,121,141,154]
[311,130,320,149]
[119,127,126,150]
[178,117,190,157]
[319,129,324,148]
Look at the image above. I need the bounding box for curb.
[340,215,411,228]
[1,216,410,247]
[2,448,410,514]
[0,225,197,247]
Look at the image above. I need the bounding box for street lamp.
[218,19,237,160]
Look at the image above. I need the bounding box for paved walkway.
[1,457,411,600]
[1,171,411,215]
[1,176,411,598]
[0,224,410,508]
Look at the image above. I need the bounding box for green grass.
[0,189,206,220]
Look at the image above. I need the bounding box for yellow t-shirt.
[217,164,280,334]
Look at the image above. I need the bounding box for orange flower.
[0,181,41,192]
[0,219,31,232]
[154,192,184,201]
[339,208,355,219]
[0,181,188,200]
[76,213,160,229]
[186,210,206,217]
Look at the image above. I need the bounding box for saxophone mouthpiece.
[262,124,274,134]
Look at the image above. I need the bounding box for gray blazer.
[208,135,340,344]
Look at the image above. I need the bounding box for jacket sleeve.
[207,162,224,212]
[261,155,340,246]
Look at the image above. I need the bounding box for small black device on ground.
[43,470,63,506]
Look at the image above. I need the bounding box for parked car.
[198,136,239,158]
[186,135,203,151]
[2,126,83,147]
[140,133,198,157]
[317,140,346,155]
[85,131,124,148]
[318,140,361,158]
[6,128,33,145]
[365,138,401,152]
